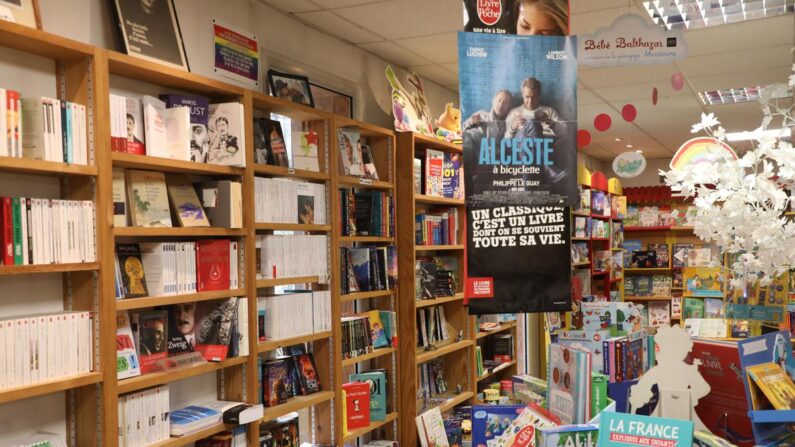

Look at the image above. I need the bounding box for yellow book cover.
[166,174,209,227]
[747,362,795,410]
[126,169,172,227]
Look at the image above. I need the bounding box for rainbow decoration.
[670,137,738,170]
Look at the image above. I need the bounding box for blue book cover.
[348,247,371,292]
[558,329,609,374]
[169,405,220,425]
[624,240,643,267]
[471,405,524,446]
[349,371,387,421]
[442,152,463,199]
[598,412,694,447]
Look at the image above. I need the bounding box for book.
[194,298,237,362]
[672,243,694,268]
[493,403,560,446]
[255,177,326,225]
[648,301,670,327]
[198,180,243,228]
[598,412,694,447]
[112,167,128,227]
[123,96,146,154]
[119,385,170,444]
[295,353,321,395]
[196,239,231,291]
[116,243,149,298]
[134,309,168,374]
[704,298,724,318]
[683,297,705,319]
[338,127,362,176]
[413,158,422,193]
[558,330,609,374]
[548,344,591,424]
[442,152,463,199]
[470,405,524,446]
[350,370,387,422]
[415,407,449,447]
[263,118,289,167]
[291,130,319,171]
[263,357,291,407]
[746,362,795,410]
[116,311,141,380]
[126,169,172,227]
[160,94,210,163]
[684,267,725,298]
[361,143,379,180]
[537,425,599,447]
[343,381,371,430]
[166,174,209,227]
[169,404,221,437]
[424,149,444,197]
[208,102,246,166]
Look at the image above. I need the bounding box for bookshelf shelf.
[571,261,591,267]
[411,133,463,153]
[476,360,517,383]
[117,356,248,394]
[338,176,394,190]
[624,226,694,233]
[415,340,474,365]
[0,19,94,60]
[255,222,331,232]
[0,372,103,405]
[258,331,333,353]
[341,347,397,367]
[340,289,395,302]
[590,237,610,241]
[415,245,465,252]
[149,423,235,447]
[0,156,98,176]
[624,267,672,273]
[415,293,465,308]
[251,91,330,122]
[339,236,394,244]
[260,391,336,423]
[415,195,465,206]
[571,237,589,241]
[590,214,611,220]
[343,412,399,442]
[0,262,100,276]
[114,227,246,237]
[256,276,320,288]
[624,295,673,301]
[476,321,517,339]
[111,152,245,176]
[436,391,474,413]
[115,289,246,311]
[253,164,329,181]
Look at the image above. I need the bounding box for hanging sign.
[598,412,695,447]
[579,14,687,67]
[612,151,646,178]
[213,20,259,87]
[463,0,571,35]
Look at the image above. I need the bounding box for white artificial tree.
[661,64,795,287]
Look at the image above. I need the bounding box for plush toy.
[435,103,462,143]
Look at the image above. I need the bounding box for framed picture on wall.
[110,0,189,71]
[267,69,315,107]
[0,0,41,29]
[310,83,353,118]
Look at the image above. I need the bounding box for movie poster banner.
[458,32,578,207]
[463,0,570,36]
[458,32,576,314]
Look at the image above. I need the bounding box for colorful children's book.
[470,405,524,447]
[684,267,725,298]
[598,412,694,447]
[746,362,795,410]
[648,301,670,327]
[349,370,387,421]
[537,424,598,447]
[704,298,724,319]
[415,407,449,447]
[547,344,591,424]
[683,298,705,319]
[558,330,609,374]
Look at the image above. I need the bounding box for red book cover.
[688,339,755,447]
[342,381,370,430]
[196,239,230,291]
[136,309,168,374]
[1,197,12,265]
[8,90,19,154]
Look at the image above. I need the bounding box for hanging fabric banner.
[458,32,577,314]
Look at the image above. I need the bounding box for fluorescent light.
[725,128,791,142]
[614,138,622,142]
[636,149,644,154]
[643,0,793,30]
[626,144,634,148]
[699,86,761,105]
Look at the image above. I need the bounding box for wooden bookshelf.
[117,356,248,395]
[115,289,247,311]
[343,412,399,443]
[0,372,103,405]
[0,262,100,276]
[396,132,473,444]
[0,156,98,176]
[255,222,331,232]
[256,276,320,288]
[331,117,400,444]
[258,331,334,353]
[476,360,517,383]
[111,151,245,176]
[252,163,330,181]
[150,423,235,447]
[476,321,518,339]
[113,226,246,237]
[260,391,336,423]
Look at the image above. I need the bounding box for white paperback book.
[162,106,191,161]
[207,102,246,167]
[142,95,167,158]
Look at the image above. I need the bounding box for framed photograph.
[0,0,41,29]
[268,69,314,107]
[110,0,189,71]
[310,83,353,118]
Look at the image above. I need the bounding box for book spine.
[12,197,22,265]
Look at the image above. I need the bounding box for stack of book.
[339,190,394,237]
[417,305,450,349]
[261,352,322,407]
[1,197,96,265]
[119,385,170,445]
[415,208,459,246]
[0,311,93,388]
[414,256,459,300]
[415,149,464,199]
[341,310,396,358]
[254,177,326,225]
[18,96,88,164]
[257,235,328,279]
[340,246,397,294]
[258,414,299,445]
[256,291,331,341]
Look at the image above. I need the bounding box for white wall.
[38,0,459,128]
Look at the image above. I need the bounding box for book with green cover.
[349,370,387,421]
[684,297,705,319]
[591,372,608,417]
[12,197,22,264]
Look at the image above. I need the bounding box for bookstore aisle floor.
[0,1,793,446]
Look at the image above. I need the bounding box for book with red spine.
[196,239,230,292]
[342,381,371,430]
[2,197,13,265]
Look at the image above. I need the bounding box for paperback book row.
[416,305,451,350]
[418,359,449,407]
[415,207,460,246]
[342,369,391,435]
[481,333,515,364]
[114,239,240,299]
[257,235,328,279]
[341,309,397,359]
[254,177,326,225]
[0,89,88,164]
[340,245,397,294]
[115,298,248,378]
[109,94,245,166]
[415,256,459,300]
[0,311,92,389]
[574,186,626,219]
[624,203,691,228]
[113,168,243,228]
[475,345,514,382]
[339,189,394,237]
[0,197,96,266]
[256,291,331,341]
[414,149,464,200]
[624,274,675,297]
[258,413,300,447]
[337,127,381,180]
[255,117,319,172]
[572,216,617,241]
[260,350,322,407]
[592,250,623,280]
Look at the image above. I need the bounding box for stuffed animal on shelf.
[436,102,462,143]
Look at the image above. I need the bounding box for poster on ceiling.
[458,31,576,314]
[462,0,570,36]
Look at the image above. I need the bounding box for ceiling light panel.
[698,86,761,105]
[643,0,794,30]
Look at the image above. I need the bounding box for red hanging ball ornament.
[577,130,592,149]
[594,114,612,132]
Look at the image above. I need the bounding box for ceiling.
[259,0,795,161]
